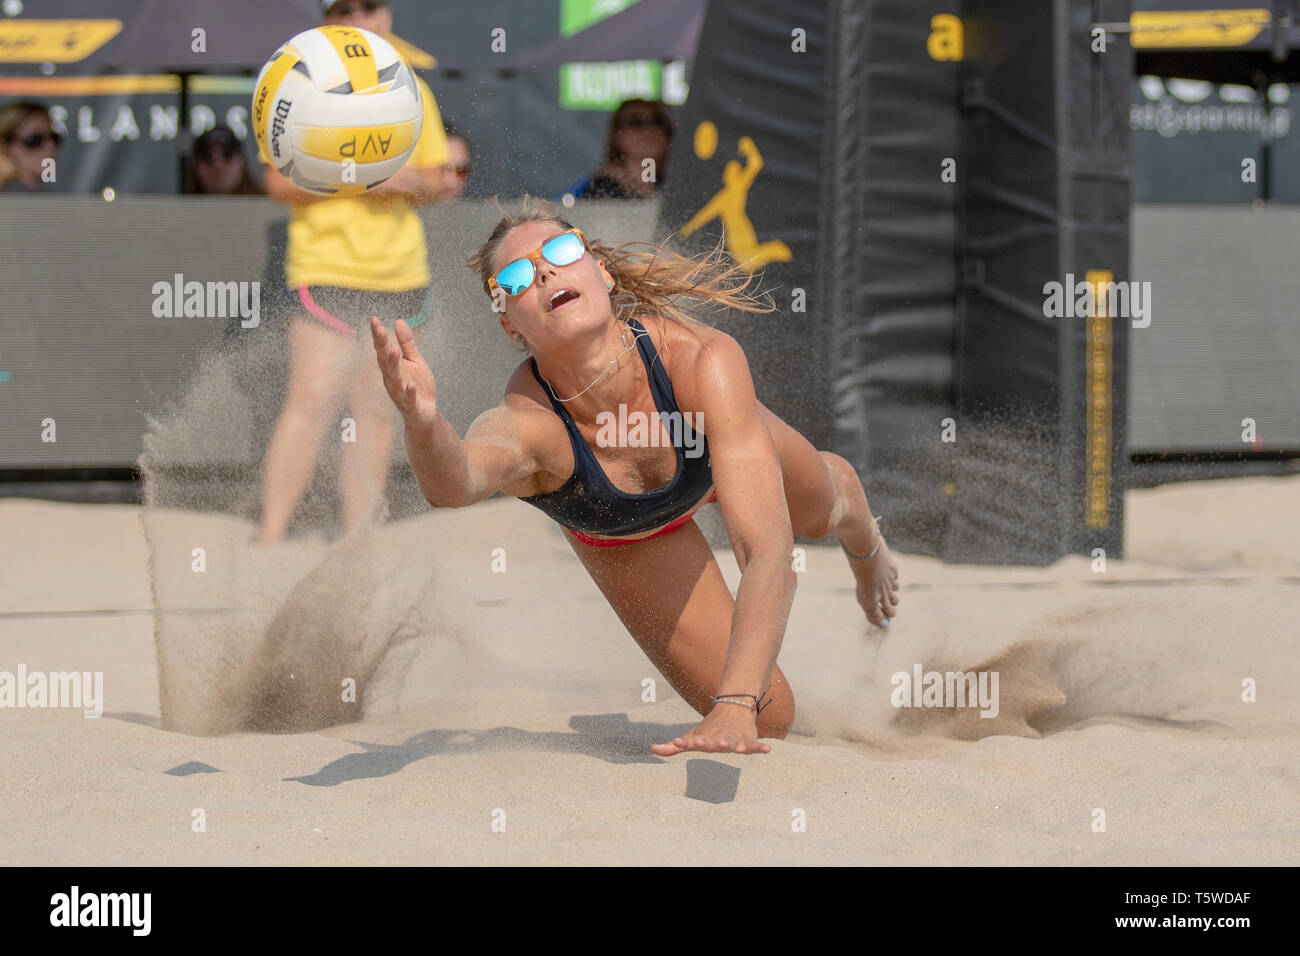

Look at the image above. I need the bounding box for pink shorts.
[291,284,429,338]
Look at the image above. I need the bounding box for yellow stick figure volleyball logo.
[680,122,793,272]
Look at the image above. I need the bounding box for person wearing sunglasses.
[257,0,454,544]
[369,198,901,759]
[564,99,674,201]
[0,101,60,193]
[439,124,471,200]
[185,126,264,196]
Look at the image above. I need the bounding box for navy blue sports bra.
[519,318,713,536]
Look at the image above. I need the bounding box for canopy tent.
[1105,1,1300,200]
[1113,1,1300,83]
[0,0,318,72]
[502,0,706,68]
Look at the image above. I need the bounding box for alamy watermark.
[1043,272,1151,328]
[50,886,150,935]
[594,404,704,458]
[891,664,999,718]
[0,665,102,717]
[151,273,260,328]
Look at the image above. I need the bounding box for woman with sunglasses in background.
[184,126,264,196]
[440,124,471,200]
[369,198,900,758]
[564,99,674,201]
[0,101,60,193]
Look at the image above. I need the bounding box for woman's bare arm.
[364,164,444,206]
[371,318,544,508]
[263,164,333,205]
[403,402,543,508]
[688,331,798,701]
[267,160,443,207]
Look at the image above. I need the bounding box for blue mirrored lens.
[495,258,535,295]
[542,232,584,267]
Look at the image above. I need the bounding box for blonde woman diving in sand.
[369,198,900,757]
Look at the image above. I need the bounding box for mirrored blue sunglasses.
[490,228,588,297]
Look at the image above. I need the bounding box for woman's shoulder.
[503,354,578,428]
[637,313,736,360]
[503,355,549,407]
[637,315,744,402]
[494,358,573,483]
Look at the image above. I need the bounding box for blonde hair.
[465,196,773,348]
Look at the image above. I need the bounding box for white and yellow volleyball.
[252,25,422,195]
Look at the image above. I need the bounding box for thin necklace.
[544,321,640,403]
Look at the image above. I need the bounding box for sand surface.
[1,475,1298,865]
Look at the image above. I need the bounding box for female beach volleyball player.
[369,200,900,757]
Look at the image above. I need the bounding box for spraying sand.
[1,466,1296,864]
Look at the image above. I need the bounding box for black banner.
[954,0,1131,563]
[656,0,830,451]
[657,0,1131,563]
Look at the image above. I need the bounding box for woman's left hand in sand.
[651,705,771,756]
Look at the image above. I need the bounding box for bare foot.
[846,534,900,627]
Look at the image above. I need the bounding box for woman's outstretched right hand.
[371,317,439,432]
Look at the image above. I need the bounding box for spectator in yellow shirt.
[259,0,450,544]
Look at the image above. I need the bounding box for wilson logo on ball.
[270,98,292,159]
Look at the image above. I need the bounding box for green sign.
[559,0,661,110]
